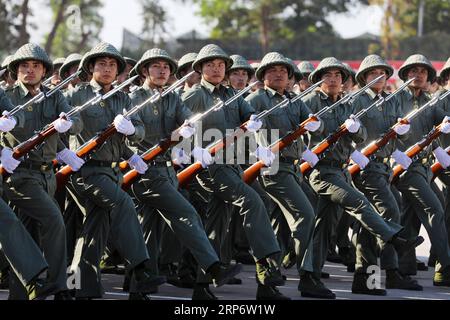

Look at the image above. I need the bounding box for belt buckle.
[166,161,172,167]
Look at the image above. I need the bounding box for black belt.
[148,160,172,167]
[372,156,390,164]
[84,159,119,168]
[19,161,53,172]
[318,159,348,169]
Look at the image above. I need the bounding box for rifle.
[298,75,406,176]
[55,72,193,191]
[176,79,329,189]
[42,75,56,87]
[0,73,135,176]
[390,89,450,183]
[120,80,258,190]
[347,78,415,177]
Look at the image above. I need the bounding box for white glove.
[350,150,370,170]
[254,146,276,167]
[56,148,85,172]
[301,149,319,168]
[0,112,17,132]
[392,149,412,170]
[171,147,191,166]
[53,112,73,133]
[114,113,136,136]
[128,154,148,174]
[304,117,321,133]
[192,146,213,168]
[393,118,410,136]
[245,114,263,133]
[433,147,450,169]
[344,114,361,133]
[178,121,196,139]
[440,116,450,134]
[0,147,20,174]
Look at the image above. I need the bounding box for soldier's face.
[68,65,81,86]
[407,66,428,89]
[365,68,387,92]
[91,57,118,85]
[144,60,171,87]
[179,67,201,87]
[51,69,62,86]
[320,69,342,96]
[299,78,312,92]
[263,65,289,92]
[202,59,226,85]
[228,69,249,90]
[117,63,135,84]
[17,60,46,86]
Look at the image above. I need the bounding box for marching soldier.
[302,57,422,296]
[2,43,82,300]
[116,57,137,93]
[176,52,200,95]
[128,48,242,299]
[65,42,165,299]
[0,55,15,90]
[395,54,450,286]
[182,44,284,300]
[59,53,83,92]
[352,54,422,291]
[227,54,254,92]
[296,61,315,93]
[51,57,65,88]
[246,52,335,299]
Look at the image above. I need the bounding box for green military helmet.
[398,54,436,82]
[298,61,315,77]
[285,57,303,81]
[124,57,137,68]
[82,42,126,75]
[176,52,197,80]
[8,43,53,80]
[135,48,177,78]
[53,57,66,70]
[59,53,83,80]
[439,57,450,82]
[343,63,356,83]
[356,54,393,87]
[308,57,349,84]
[77,51,91,82]
[256,52,294,82]
[251,62,260,71]
[228,54,255,78]
[0,55,13,78]
[192,44,233,73]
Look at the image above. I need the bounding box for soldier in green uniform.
[296,61,315,93]
[1,55,15,90]
[351,54,422,292]
[2,43,84,300]
[182,44,283,300]
[394,54,450,286]
[302,57,422,296]
[176,52,200,95]
[128,48,242,300]
[246,52,336,299]
[227,55,254,92]
[59,53,83,92]
[51,57,65,88]
[65,42,166,299]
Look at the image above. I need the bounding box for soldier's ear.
[42,67,47,80]
[89,63,95,74]
[142,67,149,78]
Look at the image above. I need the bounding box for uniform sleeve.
[175,94,193,126]
[0,89,25,128]
[181,87,202,111]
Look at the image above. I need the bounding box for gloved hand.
[54,112,73,133]
[304,116,321,132]
[350,150,370,170]
[433,147,450,169]
[245,114,263,133]
[114,112,136,136]
[0,112,17,132]
[392,149,412,170]
[301,149,319,168]
[171,147,191,166]
[128,154,148,174]
[254,146,276,167]
[178,121,196,139]
[192,146,213,168]
[440,116,450,134]
[393,118,410,136]
[0,147,20,174]
[344,114,361,133]
[56,148,85,172]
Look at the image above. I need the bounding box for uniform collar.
[142,81,162,95]
[404,86,429,100]
[89,79,105,93]
[365,88,386,100]
[17,81,46,99]
[201,78,225,94]
[265,86,287,99]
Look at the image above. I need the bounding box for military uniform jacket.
[435,88,450,148]
[65,79,143,163]
[246,86,318,162]
[2,81,81,163]
[129,82,192,161]
[302,90,367,163]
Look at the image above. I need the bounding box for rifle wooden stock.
[55,124,117,191]
[300,124,349,175]
[177,122,249,189]
[0,125,58,176]
[242,117,317,184]
[431,148,449,179]
[391,123,444,184]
